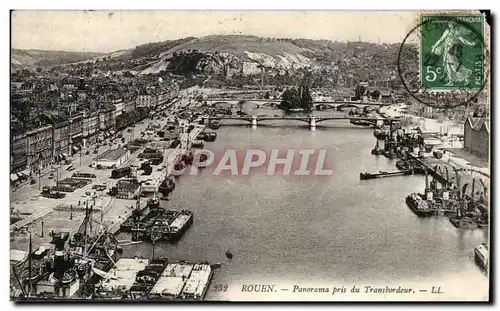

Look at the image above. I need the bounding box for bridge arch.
[335,103,361,111]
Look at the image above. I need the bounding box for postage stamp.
[420,14,485,92]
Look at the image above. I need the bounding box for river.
[121,105,489,301]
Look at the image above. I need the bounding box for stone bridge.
[204,98,390,110]
[204,115,395,130]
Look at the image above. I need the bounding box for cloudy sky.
[12,11,417,53]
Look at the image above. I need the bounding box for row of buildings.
[10,89,178,179]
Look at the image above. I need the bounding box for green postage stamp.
[420,14,485,91]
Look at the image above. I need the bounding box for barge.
[168,210,194,242]
[128,258,169,300]
[94,258,150,300]
[406,193,435,216]
[149,261,214,300]
[360,170,413,180]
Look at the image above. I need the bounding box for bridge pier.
[251,115,257,128]
[309,116,316,131]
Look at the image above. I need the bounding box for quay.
[10,93,219,300]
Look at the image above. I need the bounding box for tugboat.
[406,193,434,216]
[474,243,489,271]
[158,177,176,195]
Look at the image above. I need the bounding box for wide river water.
[122,105,489,301]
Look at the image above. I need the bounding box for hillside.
[138,35,316,76]
[159,35,307,60]
[133,35,418,87]
[11,35,419,89]
[11,49,106,68]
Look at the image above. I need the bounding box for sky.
[11,11,417,53]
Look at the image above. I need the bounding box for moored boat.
[205,132,217,142]
[172,161,186,176]
[474,243,489,271]
[371,140,383,155]
[158,178,175,196]
[147,195,160,210]
[191,140,204,149]
[168,210,194,242]
[208,120,220,130]
[373,129,388,140]
[406,193,434,216]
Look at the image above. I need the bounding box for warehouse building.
[92,148,130,169]
[464,117,490,159]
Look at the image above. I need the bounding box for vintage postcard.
[9,10,490,302]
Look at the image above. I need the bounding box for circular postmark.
[397,14,490,108]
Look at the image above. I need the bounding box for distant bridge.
[205,115,397,130]
[204,98,390,110]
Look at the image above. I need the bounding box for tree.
[370,89,381,101]
[354,85,366,100]
[280,84,313,111]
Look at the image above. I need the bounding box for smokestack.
[51,232,69,279]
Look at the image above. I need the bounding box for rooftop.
[94,148,129,161]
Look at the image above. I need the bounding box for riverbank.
[379,103,489,178]
[10,92,205,249]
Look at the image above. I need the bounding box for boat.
[373,129,388,140]
[205,132,217,142]
[191,140,204,149]
[149,261,214,301]
[172,161,186,176]
[474,243,489,271]
[181,152,193,165]
[371,141,383,155]
[350,119,373,126]
[449,216,478,229]
[405,193,435,216]
[158,178,175,196]
[147,195,160,210]
[208,120,220,130]
[196,133,207,140]
[360,170,413,180]
[225,250,233,260]
[17,231,96,300]
[168,210,194,242]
